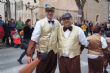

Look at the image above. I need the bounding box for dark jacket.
[23,25,34,40]
[0,20,4,26]
[21,25,34,50]
[3,23,10,37]
[9,23,16,31]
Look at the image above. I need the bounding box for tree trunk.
[75,0,86,20]
[6,0,11,19]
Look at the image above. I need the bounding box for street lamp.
[25,2,37,24]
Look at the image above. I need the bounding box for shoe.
[104,70,108,73]
[17,59,23,64]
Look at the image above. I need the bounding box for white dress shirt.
[64,29,71,39]
[64,26,89,47]
[62,26,88,57]
[101,36,108,49]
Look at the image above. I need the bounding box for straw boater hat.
[45,5,55,12]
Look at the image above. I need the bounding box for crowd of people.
[0,15,34,48]
[0,5,110,73]
[25,6,110,73]
[0,16,35,65]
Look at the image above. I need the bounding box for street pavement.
[0,47,110,73]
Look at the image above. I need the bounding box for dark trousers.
[2,36,10,45]
[18,49,34,61]
[36,50,57,73]
[103,49,110,70]
[18,49,27,61]
[17,29,22,38]
[18,39,30,61]
[88,56,104,73]
[59,55,81,73]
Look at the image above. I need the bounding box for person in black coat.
[17,19,34,64]
[2,20,11,47]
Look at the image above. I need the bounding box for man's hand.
[26,40,36,57]
[27,56,32,64]
[26,40,37,64]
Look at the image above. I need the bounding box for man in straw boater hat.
[87,25,108,73]
[26,5,60,73]
[57,13,88,73]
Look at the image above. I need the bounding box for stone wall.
[0,3,5,20]
[38,0,79,21]
[84,0,108,23]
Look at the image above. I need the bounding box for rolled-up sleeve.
[101,37,108,49]
[78,27,89,47]
[31,21,41,43]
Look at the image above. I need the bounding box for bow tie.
[48,20,54,24]
[63,26,73,32]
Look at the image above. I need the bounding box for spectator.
[9,19,16,31]
[0,15,5,43]
[81,20,88,36]
[17,19,34,64]
[9,19,16,47]
[2,20,10,47]
[16,18,25,33]
[0,15,4,26]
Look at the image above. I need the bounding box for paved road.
[0,48,110,73]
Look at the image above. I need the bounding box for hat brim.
[62,17,72,20]
[45,7,55,12]
[61,13,72,19]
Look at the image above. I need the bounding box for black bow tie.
[63,26,73,32]
[48,21,54,24]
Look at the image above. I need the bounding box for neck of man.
[47,16,53,21]
[64,23,72,27]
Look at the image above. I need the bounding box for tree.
[95,0,99,3]
[107,0,110,2]
[75,0,86,20]
[34,0,36,3]
[5,0,11,19]
[75,0,100,20]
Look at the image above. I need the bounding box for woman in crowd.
[9,19,16,47]
[17,19,34,64]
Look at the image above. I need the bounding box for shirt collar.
[45,17,54,21]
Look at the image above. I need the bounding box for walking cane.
[19,58,40,73]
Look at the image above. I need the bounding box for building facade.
[84,0,108,23]
[0,2,5,20]
[0,0,39,24]
[0,0,78,23]
[0,0,109,24]
[38,0,79,21]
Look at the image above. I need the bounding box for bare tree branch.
[95,0,99,3]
